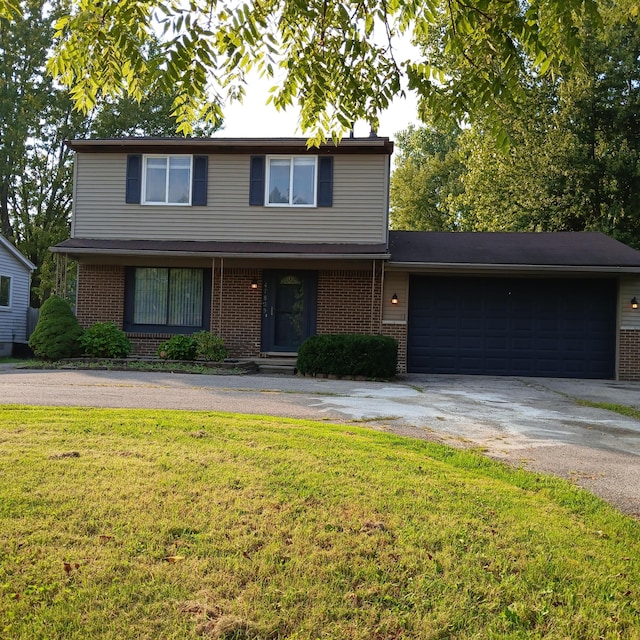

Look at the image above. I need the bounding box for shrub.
[28,296,84,361]
[79,322,131,358]
[193,331,228,362]
[297,334,398,379]
[157,335,198,361]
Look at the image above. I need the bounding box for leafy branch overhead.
[26,0,617,144]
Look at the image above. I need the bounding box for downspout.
[218,257,224,336]
[371,259,378,334]
[380,259,386,334]
[210,257,216,332]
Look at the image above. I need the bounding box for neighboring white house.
[0,235,36,357]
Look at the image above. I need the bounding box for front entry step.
[256,356,298,375]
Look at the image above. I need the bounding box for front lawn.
[0,406,638,639]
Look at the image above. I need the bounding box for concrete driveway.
[1,365,639,516]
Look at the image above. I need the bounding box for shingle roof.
[388,231,640,268]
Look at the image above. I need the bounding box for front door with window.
[261,271,317,352]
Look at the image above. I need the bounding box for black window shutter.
[249,156,265,206]
[192,155,208,205]
[126,155,142,204]
[317,156,333,207]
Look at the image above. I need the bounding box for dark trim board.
[407,276,617,378]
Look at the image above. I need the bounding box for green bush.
[28,296,84,361]
[193,331,227,362]
[297,334,398,378]
[157,335,198,361]
[79,322,131,358]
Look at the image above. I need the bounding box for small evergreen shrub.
[193,331,228,362]
[297,334,398,378]
[28,295,84,361]
[79,322,131,358]
[157,335,198,361]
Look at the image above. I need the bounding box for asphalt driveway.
[1,365,639,516]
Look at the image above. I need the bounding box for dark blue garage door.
[408,277,616,378]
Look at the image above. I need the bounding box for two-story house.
[52,137,640,380]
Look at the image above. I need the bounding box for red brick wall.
[76,264,125,328]
[381,323,407,373]
[317,269,382,335]
[76,263,390,360]
[619,330,640,381]
[211,267,262,358]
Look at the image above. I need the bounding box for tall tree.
[389,125,466,231]
[40,0,609,145]
[1,0,218,305]
[391,9,640,247]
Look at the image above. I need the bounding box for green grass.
[0,406,639,639]
[13,359,246,375]
[576,399,640,421]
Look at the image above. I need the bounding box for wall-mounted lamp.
[632,297,638,310]
[391,293,399,305]
[250,278,259,290]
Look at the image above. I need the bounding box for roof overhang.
[64,136,394,156]
[50,238,390,261]
[0,235,36,271]
[386,262,640,275]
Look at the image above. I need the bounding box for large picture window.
[266,156,317,206]
[124,267,211,332]
[0,275,10,307]
[142,156,192,205]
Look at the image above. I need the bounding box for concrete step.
[256,357,298,375]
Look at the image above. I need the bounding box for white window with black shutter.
[249,155,333,207]
[126,154,208,206]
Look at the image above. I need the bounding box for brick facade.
[381,323,408,373]
[76,264,125,327]
[77,261,639,379]
[316,268,382,335]
[619,330,640,381]
[211,267,262,358]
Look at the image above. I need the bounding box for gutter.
[50,246,391,261]
[386,262,640,275]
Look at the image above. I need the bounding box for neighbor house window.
[142,155,192,205]
[0,275,10,307]
[124,267,211,332]
[266,156,317,206]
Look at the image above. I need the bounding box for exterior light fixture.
[391,293,399,305]
[250,278,259,290]
[632,297,639,310]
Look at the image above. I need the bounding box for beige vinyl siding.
[620,277,640,329]
[382,271,408,323]
[72,154,388,244]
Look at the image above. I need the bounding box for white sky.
[213,34,423,145]
[216,84,421,141]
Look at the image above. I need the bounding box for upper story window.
[126,154,208,206]
[142,155,192,205]
[0,275,10,308]
[267,156,317,206]
[249,155,333,208]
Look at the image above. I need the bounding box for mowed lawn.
[0,406,639,639]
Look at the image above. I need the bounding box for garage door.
[408,277,616,378]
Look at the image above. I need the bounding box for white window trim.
[0,274,11,309]
[141,154,193,206]
[265,155,318,208]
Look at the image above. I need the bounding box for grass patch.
[0,406,639,639]
[14,359,248,375]
[576,399,640,420]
